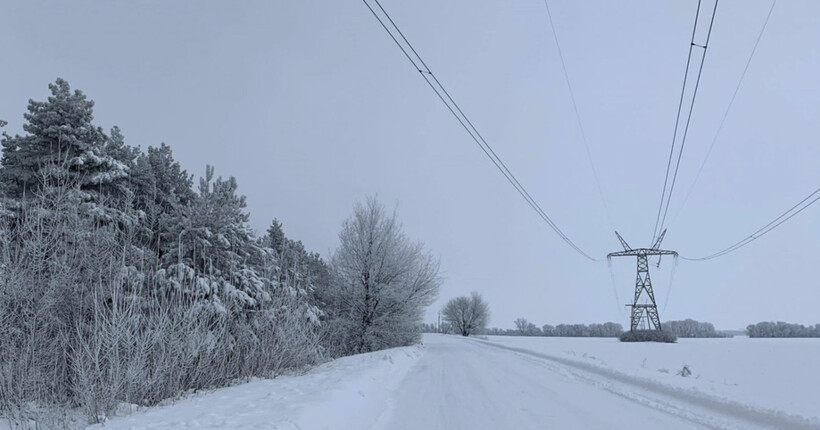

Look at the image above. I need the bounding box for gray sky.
[2,0,818,330]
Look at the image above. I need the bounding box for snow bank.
[481,335,820,423]
[86,345,422,430]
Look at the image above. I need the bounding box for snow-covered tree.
[0,80,333,426]
[514,318,541,336]
[161,166,268,311]
[542,324,555,336]
[261,219,329,312]
[0,79,130,215]
[264,219,305,288]
[664,319,725,338]
[130,143,194,257]
[746,321,820,338]
[103,126,139,172]
[442,292,490,337]
[533,322,622,337]
[324,197,440,355]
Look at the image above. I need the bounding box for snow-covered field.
[482,335,820,423]
[82,333,820,430]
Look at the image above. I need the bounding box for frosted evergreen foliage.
[160,165,269,310]
[0,79,129,209]
[130,143,195,259]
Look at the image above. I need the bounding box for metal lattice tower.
[608,229,677,331]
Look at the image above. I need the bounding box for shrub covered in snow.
[619,330,678,343]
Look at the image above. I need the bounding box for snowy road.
[373,335,817,430]
[92,334,818,430]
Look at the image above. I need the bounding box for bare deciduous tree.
[324,197,441,355]
[514,318,529,334]
[514,318,541,336]
[442,292,490,337]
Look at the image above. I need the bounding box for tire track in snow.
[379,335,710,430]
[470,338,820,430]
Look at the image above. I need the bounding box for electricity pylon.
[608,229,677,331]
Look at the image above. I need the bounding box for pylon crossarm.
[651,229,668,250]
[607,248,677,258]
[615,231,632,251]
[608,250,641,258]
[648,249,677,257]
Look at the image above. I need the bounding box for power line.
[660,253,679,316]
[657,0,720,238]
[682,186,820,261]
[606,257,627,317]
[363,0,600,261]
[651,0,703,243]
[672,0,777,226]
[652,0,720,242]
[542,0,615,230]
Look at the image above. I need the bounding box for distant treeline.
[538,322,624,337]
[419,321,623,337]
[424,318,733,338]
[508,319,623,337]
[497,318,732,338]
[664,319,728,338]
[425,319,820,339]
[746,322,820,338]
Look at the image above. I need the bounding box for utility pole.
[438,312,441,333]
[608,229,677,331]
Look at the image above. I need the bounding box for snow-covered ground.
[87,346,421,430]
[86,333,820,430]
[482,335,820,424]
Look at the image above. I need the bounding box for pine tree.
[265,219,286,256]
[130,143,194,257]
[163,166,268,311]
[0,79,129,209]
[261,219,329,310]
[104,126,139,174]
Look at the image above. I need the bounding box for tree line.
[746,322,820,338]
[426,315,741,339]
[427,297,819,340]
[663,319,728,338]
[430,316,820,340]
[0,79,440,426]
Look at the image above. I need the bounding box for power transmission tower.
[608,229,677,331]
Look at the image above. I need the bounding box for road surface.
[90,334,817,430]
[372,334,816,430]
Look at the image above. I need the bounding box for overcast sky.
[2,0,818,330]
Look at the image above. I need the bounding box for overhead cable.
[682,186,820,261]
[652,0,720,241]
[363,0,600,261]
[542,0,615,230]
[651,0,703,243]
[672,0,777,225]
